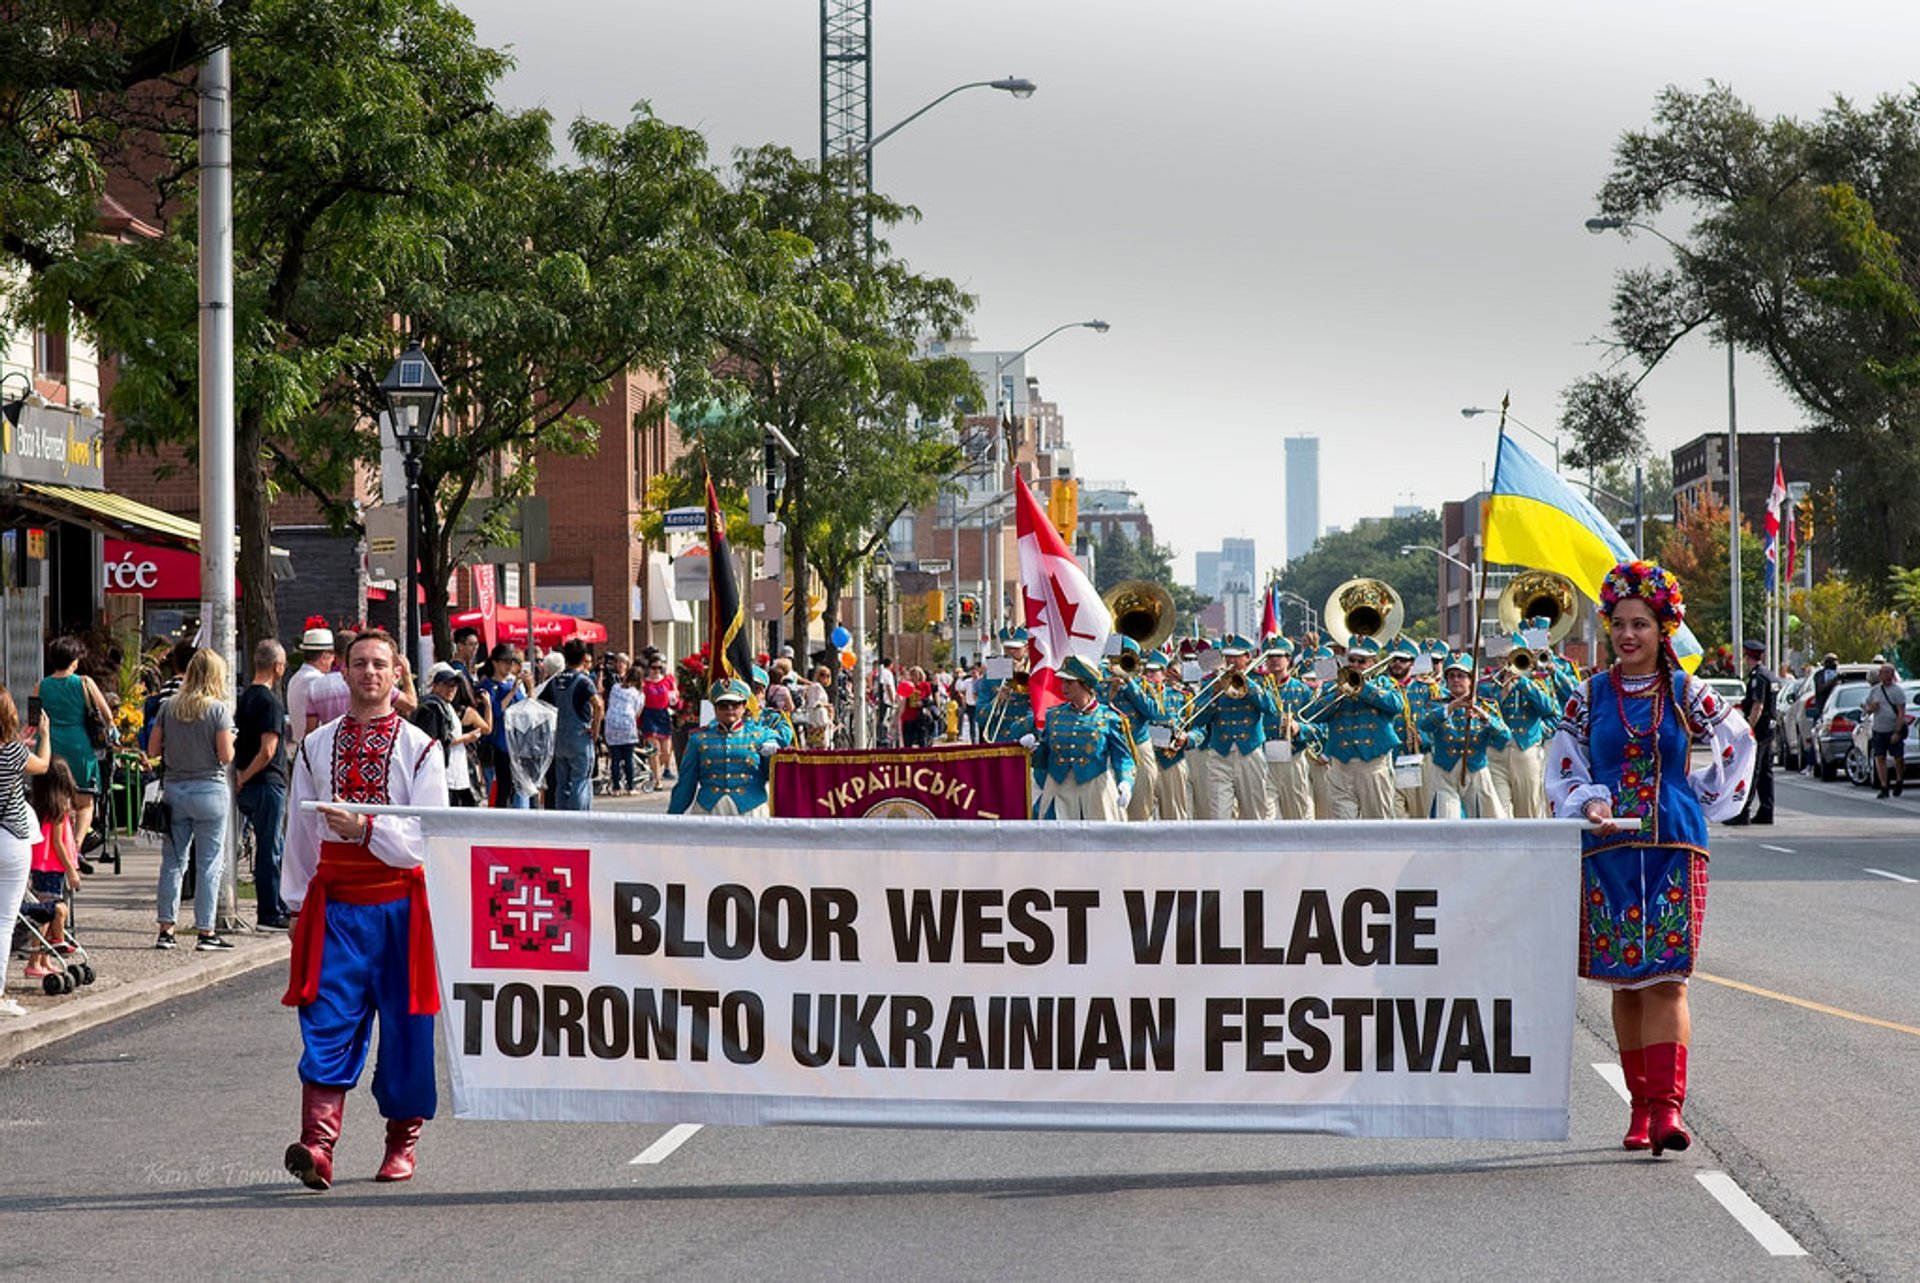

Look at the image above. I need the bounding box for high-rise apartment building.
[1285,436,1320,563]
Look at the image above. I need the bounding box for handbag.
[84,690,116,750]
[138,778,171,837]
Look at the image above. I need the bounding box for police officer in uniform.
[1728,637,1776,825]
[668,679,777,817]
[1023,655,1135,821]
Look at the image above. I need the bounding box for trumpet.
[1110,650,1142,678]
[1174,664,1250,731]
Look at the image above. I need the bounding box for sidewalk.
[2,784,675,1066]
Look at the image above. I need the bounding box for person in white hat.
[284,618,336,750]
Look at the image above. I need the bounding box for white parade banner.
[384,810,1577,1139]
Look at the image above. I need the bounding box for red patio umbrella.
[439,606,608,646]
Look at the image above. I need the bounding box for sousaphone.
[1322,577,1405,648]
[1498,569,1580,645]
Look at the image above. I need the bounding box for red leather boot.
[1620,1047,1651,1150]
[284,1083,346,1191]
[1644,1041,1691,1156]
[375,1117,425,1182]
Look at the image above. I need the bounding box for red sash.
[282,841,440,1015]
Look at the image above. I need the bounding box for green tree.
[1652,490,1765,660]
[686,145,978,660]
[1557,371,1648,472]
[1273,511,1443,641]
[1791,579,1899,664]
[1594,84,1920,589]
[5,1,730,653]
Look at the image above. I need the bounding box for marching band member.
[748,665,797,749]
[1105,637,1166,821]
[1259,640,1318,820]
[1144,649,1201,820]
[1547,560,1754,1157]
[1301,645,1337,820]
[1493,636,1559,818]
[975,627,1034,745]
[668,679,776,817]
[1188,635,1278,820]
[1319,636,1406,819]
[1420,655,1513,818]
[1186,640,1221,819]
[1023,655,1135,821]
[1385,638,1438,820]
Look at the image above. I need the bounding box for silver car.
[1845,679,1920,787]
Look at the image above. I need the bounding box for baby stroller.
[12,886,98,996]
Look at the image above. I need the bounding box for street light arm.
[866,78,1034,154]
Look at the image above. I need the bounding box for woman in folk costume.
[1546,561,1754,1156]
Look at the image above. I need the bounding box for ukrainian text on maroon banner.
[413,812,1579,1139]
[770,745,1032,819]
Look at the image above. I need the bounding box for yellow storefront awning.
[15,482,293,577]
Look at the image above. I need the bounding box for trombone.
[1174,665,1250,731]
[980,669,1030,743]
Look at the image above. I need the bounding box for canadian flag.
[1014,473,1111,727]
[1764,460,1787,592]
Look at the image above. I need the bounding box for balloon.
[839,650,857,670]
[830,626,851,649]
[1787,614,1802,631]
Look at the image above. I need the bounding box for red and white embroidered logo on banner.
[470,847,592,971]
[1012,474,1111,726]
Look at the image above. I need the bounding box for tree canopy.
[1593,83,1920,591]
[1272,511,1442,641]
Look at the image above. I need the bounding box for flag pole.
[1462,393,1507,789]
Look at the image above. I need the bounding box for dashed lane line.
[1760,844,1795,854]
[1695,972,1920,1037]
[1864,867,1919,883]
[1697,1172,1809,1256]
[630,1123,702,1166]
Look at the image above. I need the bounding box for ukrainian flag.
[1486,434,1703,671]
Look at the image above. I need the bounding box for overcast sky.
[453,0,1919,584]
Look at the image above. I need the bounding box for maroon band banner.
[770,745,1033,820]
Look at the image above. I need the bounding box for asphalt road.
[1,776,1912,1281]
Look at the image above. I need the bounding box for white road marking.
[1760,844,1795,854]
[1697,1171,1808,1257]
[629,1123,702,1166]
[1865,868,1919,883]
[1591,1062,1630,1104]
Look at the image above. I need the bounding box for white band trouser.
[1208,746,1274,821]
[1327,754,1396,820]
[1424,759,1510,820]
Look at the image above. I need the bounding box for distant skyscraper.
[1195,550,1222,598]
[1285,436,1320,563]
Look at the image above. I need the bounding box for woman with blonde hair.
[149,648,237,951]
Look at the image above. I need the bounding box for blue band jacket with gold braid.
[1392,677,1440,753]
[1031,700,1136,789]
[1146,683,1203,764]
[1192,681,1278,756]
[668,721,773,813]
[1107,675,1166,746]
[1322,676,1406,763]
[1497,674,1559,750]
[1419,699,1513,772]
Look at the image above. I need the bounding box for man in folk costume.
[1421,655,1514,818]
[1492,633,1560,818]
[669,679,776,817]
[282,630,449,1192]
[1143,648,1200,820]
[1105,637,1164,821]
[1256,639,1319,820]
[1191,635,1279,820]
[1385,637,1439,820]
[1023,655,1135,820]
[1320,636,1406,819]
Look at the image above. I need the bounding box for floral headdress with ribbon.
[1599,560,1685,636]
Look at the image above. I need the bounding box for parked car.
[1812,681,1876,780]
[1775,671,1813,769]
[1845,679,1920,787]
[1800,665,1879,775]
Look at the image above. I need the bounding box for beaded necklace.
[1610,662,1665,738]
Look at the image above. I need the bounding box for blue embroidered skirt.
[1579,845,1708,987]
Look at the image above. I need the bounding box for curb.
[1,935,292,1067]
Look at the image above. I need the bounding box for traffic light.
[959,594,979,629]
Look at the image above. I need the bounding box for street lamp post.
[379,339,446,671]
[1461,405,1559,473]
[841,74,1037,748]
[1278,590,1317,640]
[1401,543,1479,646]
[1587,214,1743,660]
[985,320,1110,642]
